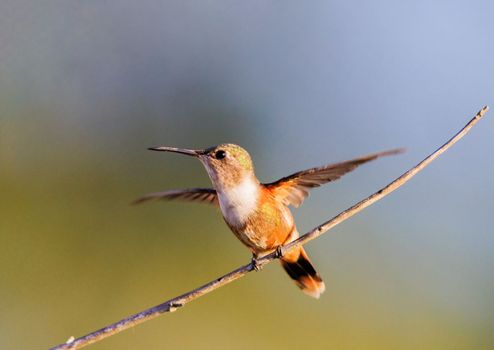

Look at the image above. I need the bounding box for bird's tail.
[280,247,325,299]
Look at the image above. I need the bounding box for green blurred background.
[1,1,493,349]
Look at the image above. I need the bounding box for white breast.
[218,176,259,227]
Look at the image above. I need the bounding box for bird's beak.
[147,146,203,157]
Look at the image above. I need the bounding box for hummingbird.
[135,144,402,298]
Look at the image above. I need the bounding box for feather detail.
[132,188,218,205]
[217,176,259,228]
[280,247,325,299]
[264,148,404,207]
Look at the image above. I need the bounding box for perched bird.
[135,144,402,298]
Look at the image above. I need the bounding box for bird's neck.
[216,175,261,226]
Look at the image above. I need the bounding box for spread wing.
[133,188,218,205]
[264,148,404,207]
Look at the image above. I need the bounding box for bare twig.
[50,106,489,350]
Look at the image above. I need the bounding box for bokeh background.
[1,1,493,349]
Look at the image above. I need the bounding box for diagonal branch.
[51,106,489,350]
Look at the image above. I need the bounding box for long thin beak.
[147,146,202,157]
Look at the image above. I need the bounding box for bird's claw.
[251,248,284,271]
[251,256,262,271]
[275,246,284,259]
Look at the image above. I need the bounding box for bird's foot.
[251,255,262,271]
[275,246,284,259]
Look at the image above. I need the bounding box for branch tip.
[478,105,489,118]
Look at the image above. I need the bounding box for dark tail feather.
[280,248,325,299]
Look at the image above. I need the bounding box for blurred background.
[1,1,493,349]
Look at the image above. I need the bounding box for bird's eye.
[215,150,226,160]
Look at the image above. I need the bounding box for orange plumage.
[136,144,403,298]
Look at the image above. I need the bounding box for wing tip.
[369,147,406,159]
[131,196,152,205]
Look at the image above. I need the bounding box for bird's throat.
[217,176,260,227]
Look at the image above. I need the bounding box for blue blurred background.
[1,1,493,349]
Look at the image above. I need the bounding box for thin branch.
[51,106,489,350]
